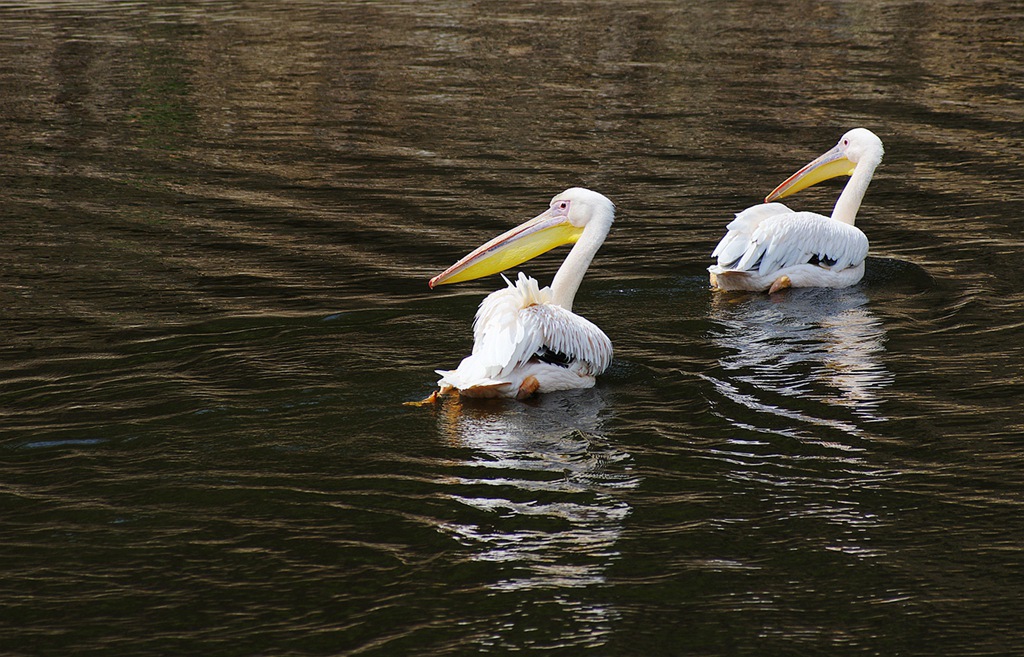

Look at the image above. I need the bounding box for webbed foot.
[768,275,792,294]
[404,389,442,406]
[516,376,541,400]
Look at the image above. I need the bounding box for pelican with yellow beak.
[709,128,884,293]
[421,187,615,401]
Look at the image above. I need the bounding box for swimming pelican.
[420,187,615,401]
[709,128,884,293]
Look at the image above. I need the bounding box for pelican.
[420,187,615,401]
[709,127,884,293]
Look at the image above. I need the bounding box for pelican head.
[429,187,615,288]
[765,128,884,202]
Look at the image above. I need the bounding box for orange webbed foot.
[516,376,541,400]
[404,389,442,407]
[768,275,792,295]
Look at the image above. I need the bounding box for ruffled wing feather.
[712,202,794,265]
[438,273,612,388]
[520,303,612,376]
[713,205,867,276]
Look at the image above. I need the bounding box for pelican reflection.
[708,286,893,435]
[706,287,897,562]
[431,390,636,646]
[435,390,635,584]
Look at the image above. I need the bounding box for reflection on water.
[432,391,636,647]
[707,286,893,438]
[703,286,899,563]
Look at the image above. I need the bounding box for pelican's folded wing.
[458,273,611,383]
[715,210,868,276]
[521,303,612,376]
[712,203,794,267]
[741,212,868,275]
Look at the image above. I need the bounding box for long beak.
[429,205,582,288]
[765,144,856,202]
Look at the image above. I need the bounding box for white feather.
[709,206,868,291]
[437,273,612,396]
[711,202,794,264]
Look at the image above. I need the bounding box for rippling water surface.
[2,1,1023,655]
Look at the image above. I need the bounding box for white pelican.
[709,127,884,293]
[420,187,615,401]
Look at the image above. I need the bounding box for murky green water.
[2,1,1023,655]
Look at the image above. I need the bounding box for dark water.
[2,1,1023,655]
